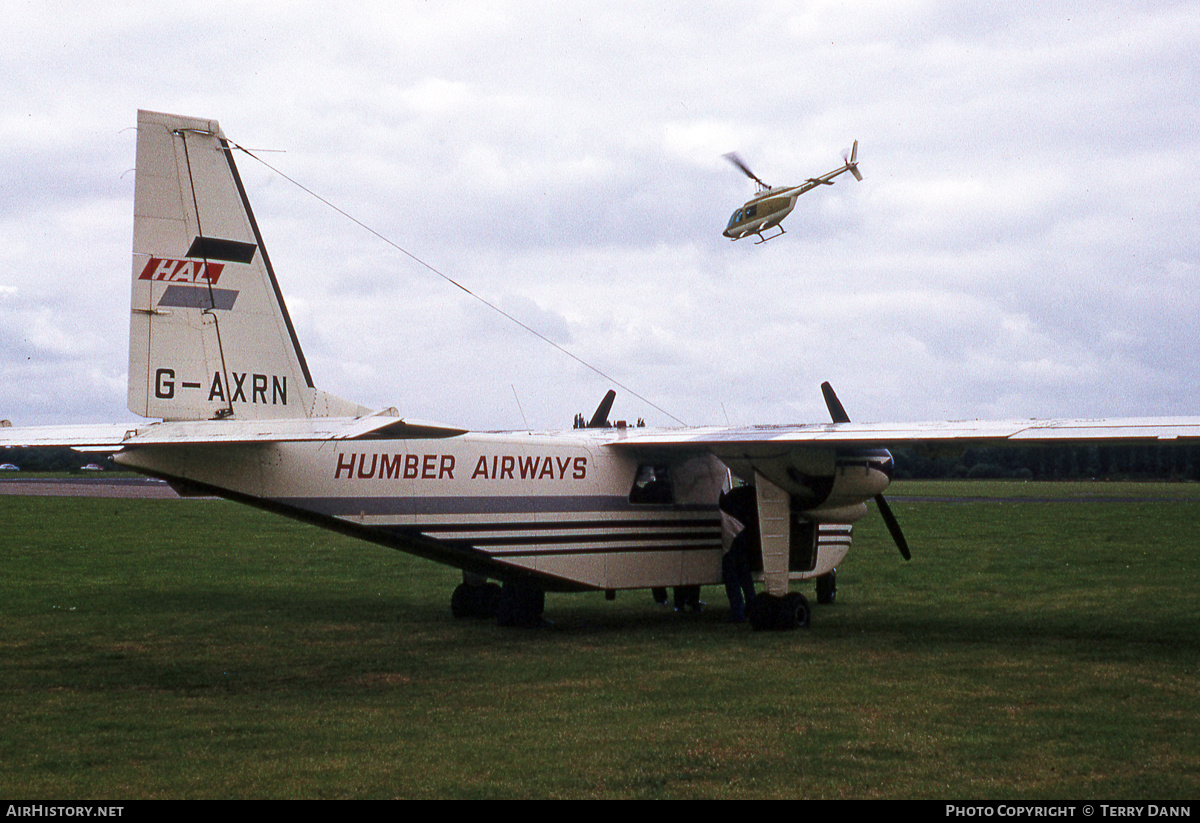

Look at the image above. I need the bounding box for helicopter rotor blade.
[723,152,767,188]
[820,381,910,560]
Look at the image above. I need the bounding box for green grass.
[2,480,1198,798]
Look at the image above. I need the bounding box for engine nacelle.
[802,452,891,519]
[787,451,892,581]
[721,450,894,595]
[720,447,893,514]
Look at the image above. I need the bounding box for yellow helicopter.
[723,141,861,243]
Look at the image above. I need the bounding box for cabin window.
[744,205,757,219]
[629,464,674,504]
[727,209,743,228]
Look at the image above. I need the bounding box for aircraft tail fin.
[847,140,862,182]
[129,110,365,422]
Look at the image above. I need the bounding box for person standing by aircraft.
[719,485,758,623]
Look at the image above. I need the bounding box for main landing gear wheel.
[450,581,501,619]
[783,592,811,629]
[496,579,550,628]
[746,592,812,631]
[815,570,837,605]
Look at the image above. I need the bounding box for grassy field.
[2,480,1198,799]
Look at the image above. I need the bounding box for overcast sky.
[3,1,1198,432]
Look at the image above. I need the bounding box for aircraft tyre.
[815,570,837,605]
[746,593,775,630]
[746,592,811,631]
[497,579,549,628]
[451,581,501,619]
[783,592,811,629]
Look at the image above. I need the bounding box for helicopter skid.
[753,224,786,244]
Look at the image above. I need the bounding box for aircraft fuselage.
[114,428,891,593]
[723,191,800,239]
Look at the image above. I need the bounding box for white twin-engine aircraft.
[5,110,1200,631]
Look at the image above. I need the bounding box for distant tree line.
[892,444,1200,481]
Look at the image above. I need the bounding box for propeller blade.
[820,381,851,423]
[587,389,616,429]
[821,381,911,560]
[874,493,911,560]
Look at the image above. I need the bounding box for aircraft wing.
[0,414,467,450]
[605,416,1200,454]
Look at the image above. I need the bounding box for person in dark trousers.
[719,485,758,622]
[722,524,757,622]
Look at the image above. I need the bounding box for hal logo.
[140,257,240,310]
[139,257,225,284]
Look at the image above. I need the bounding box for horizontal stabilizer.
[0,414,467,449]
[0,423,143,450]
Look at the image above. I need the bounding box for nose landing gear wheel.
[815,570,837,605]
